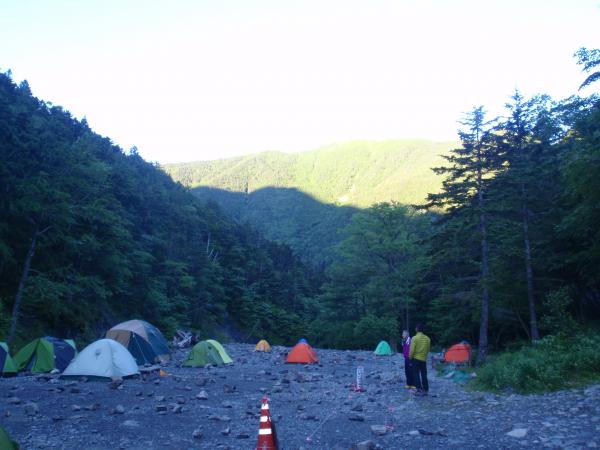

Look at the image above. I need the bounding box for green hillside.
[0,72,319,346]
[163,140,455,265]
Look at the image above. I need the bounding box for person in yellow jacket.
[409,323,431,395]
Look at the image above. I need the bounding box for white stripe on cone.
[260,416,269,423]
[259,429,272,435]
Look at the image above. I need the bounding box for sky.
[1,0,599,163]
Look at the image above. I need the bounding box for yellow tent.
[254,339,271,352]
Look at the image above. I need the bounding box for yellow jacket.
[409,332,430,362]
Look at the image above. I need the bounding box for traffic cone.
[256,396,278,450]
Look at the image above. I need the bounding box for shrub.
[472,332,600,393]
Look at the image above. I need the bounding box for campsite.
[1,338,600,449]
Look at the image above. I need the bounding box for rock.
[221,401,233,408]
[84,403,100,411]
[209,414,231,422]
[236,433,250,439]
[408,430,420,436]
[24,402,39,416]
[155,404,168,412]
[507,428,529,438]
[348,414,365,422]
[221,427,231,436]
[71,404,81,411]
[173,405,183,414]
[196,391,208,400]
[223,384,236,393]
[351,404,364,412]
[351,440,376,450]
[176,397,186,405]
[7,397,21,405]
[70,387,81,394]
[123,420,140,428]
[370,425,388,436]
[192,429,203,439]
[112,405,125,415]
[155,395,166,402]
[52,415,64,422]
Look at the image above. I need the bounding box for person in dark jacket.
[401,330,415,388]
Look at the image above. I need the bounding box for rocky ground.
[1,343,599,450]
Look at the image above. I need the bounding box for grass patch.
[471,332,600,394]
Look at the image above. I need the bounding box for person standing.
[401,330,415,388]
[409,323,431,395]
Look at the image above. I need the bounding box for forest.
[1,48,599,371]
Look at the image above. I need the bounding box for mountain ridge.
[163,139,456,265]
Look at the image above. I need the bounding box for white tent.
[62,339,140,379]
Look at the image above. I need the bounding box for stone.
[221,427,231,436]
[155,395,166,402]
[155,404,168,412]
[173,405,183,414]
[236,433,250,439]
[350,441,376,450]
[7,397,21,405]
[209,414,231,422]
[507,428,529,438]
[71,404,81,411]
[348,414,365,422]
[223,384,236,393]
[112,405,125,415]
[192,429,203,439]
[24,402,39,416]
[351,404,364,412]
[408,430,420,436]
[123,420,140,428]
[196,391,208,400]
[370,425,388,436]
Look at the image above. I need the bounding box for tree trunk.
[521,183,539,340]
[8,230,39,344]
[477,208,490,366]
[476,144,490,366]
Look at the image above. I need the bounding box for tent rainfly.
[184,339,233,366]
[62,339,140,380]
[374,340,394,356]
[13,337,77,373]
[254,339,271,352]
[106,319,170,365]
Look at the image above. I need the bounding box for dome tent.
[254,339,271,352]
[286,340,318,364]
[0,342,17,376]
[373,340,394,356]
[13,336,77,373]
[106,319,170,366]
[62,339,139,380]
[184,339,233,366]
[444,342,471,364]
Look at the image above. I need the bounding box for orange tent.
[286,342,318,364]
[444,343,471,364]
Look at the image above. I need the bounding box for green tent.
[374,340,394,356]
[183,339,233,366]
[13,337,77,373]
[0,342,17,376]
[0,426,19,449]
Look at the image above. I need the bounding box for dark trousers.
[404,358,414,386]
[412,359,428,392]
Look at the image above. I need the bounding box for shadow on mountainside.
[191,186,360,268]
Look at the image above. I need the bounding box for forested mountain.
[0,72,320,347]
[163,140,455,265]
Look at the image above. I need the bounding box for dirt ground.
[1,343,599,449]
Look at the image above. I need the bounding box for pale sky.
[1,0,598,163]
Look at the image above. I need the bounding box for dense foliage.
[164,140,454,265]
[0,72,319,347]
[472,332,600,393]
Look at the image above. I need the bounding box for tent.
[254,339,271,352]
[183,339,233,366]
[444,342,471,364]
[62,339,140,380]
[106,319,170,365]
[13,337,76,373]
[0,426,19,450]
[286,341,318,364]
[0,342,17,376]
[373,340,394,356]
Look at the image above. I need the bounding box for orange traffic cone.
[256,396,278,450]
